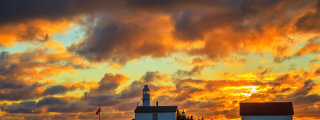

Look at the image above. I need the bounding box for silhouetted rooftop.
[240,102,294,116]
[134,106,177,113]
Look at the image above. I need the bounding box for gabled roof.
[240,102,294,116]
[135,106,177,113]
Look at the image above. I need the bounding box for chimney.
[156,101,158,106]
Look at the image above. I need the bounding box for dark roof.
[240,102,294,116]
[135,106,177,113]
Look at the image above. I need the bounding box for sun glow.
[221,86,260,97]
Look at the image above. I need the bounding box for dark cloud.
[94,73,129,93]
[68,18,174,64]
[257,67,273,79]
[0,0,242,26]
[273,56,293,63]
[43,85,76,95]
[0,0,120,25]
[296,0,320,33]
[85,95,120,106]
[1,101,37,113]
[172,7,240,41]
[1,97,92,114]
[175,87,203,102]
[141,71,163,83]
[173,65,205,78]
[79,73,130,107]
[126,0,214,10]
[118,81,142,99]
[17,25,49,42]
[36,97,68,107]
[47,101,96,113]
[0,51,9,60]
[294,94,320,104]
[116,102,138,111]
[293,80,314,96]
[0,81,43,100]
[0,83,79,101]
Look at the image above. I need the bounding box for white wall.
[135,113,152,120]
[158,112,176,120]
[242,115,292,120]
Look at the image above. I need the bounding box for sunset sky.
[0,0,320,120]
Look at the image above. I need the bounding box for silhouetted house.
[240,102,294,120]
[133,85,177,120]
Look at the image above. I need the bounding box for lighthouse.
[142,84,150,106]
[134,84,177,120]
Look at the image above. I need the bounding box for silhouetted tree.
[182,110,187,120]
[177,109,182,120]
[177,110,194,120]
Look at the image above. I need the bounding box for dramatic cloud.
[1,69,320,119]
[0,41,90,100]
[65,0,319,66]
[1,0,319,63]
[69,15,176,64]
[1,0,320,120]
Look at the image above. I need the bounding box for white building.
[134,106,177,120]
[133,85,177,120]
[240,102,294,120]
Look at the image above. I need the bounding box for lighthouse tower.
[142,84,150,106]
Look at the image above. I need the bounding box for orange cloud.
[0,69,319,120]
[1,0,320,120]
[0,19,73,47]
[295,37,320,56]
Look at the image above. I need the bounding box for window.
[143,91,150,94]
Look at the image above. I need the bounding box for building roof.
[240,102,294,116]
[134,106,177,113]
